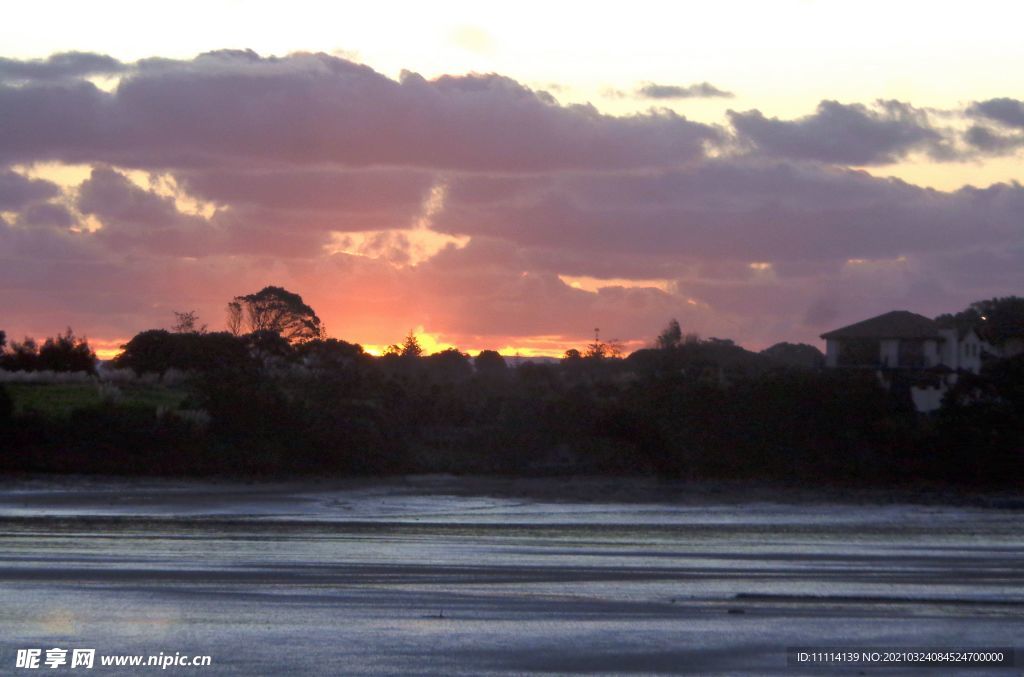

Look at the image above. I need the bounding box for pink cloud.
[0,50,1022,354]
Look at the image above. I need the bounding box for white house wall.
[959,332,985,374]
[825,339,839,367]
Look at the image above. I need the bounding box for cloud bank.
[1,50,1021,353]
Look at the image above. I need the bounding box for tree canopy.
[0,328,95,373]
[172,310,206,334]
[936,296,1024,345]
[474,350,507,376]
[400,331,422,358]
[114,330,251,375]
[656,319,682,350]
[761,342,825,369]
[227,286,323,344]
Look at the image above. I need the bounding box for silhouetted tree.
[400,331,422,358]
[974,297,1024,346]
[296,338,366,369]
[426,348,473,382]
[942,354,1024,414]
[937,296,1024,346]
[1,337,39,371]
[115,330,174,375]
[37,328,96,373]
[585,328,607,359]
[935,354,1024,483]
[172,310,206,334]
[245,329,292,360]
[656,319,682,350]
[2,329,96,373]
[761,342,825,369]
[474,350,507,376]
[226,302,243,336]
[114,330,250,375]
[227,286,323,344]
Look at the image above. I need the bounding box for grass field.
[7,382,188,418]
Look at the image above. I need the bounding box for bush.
[115,330,251,376]
[0,384,12,426]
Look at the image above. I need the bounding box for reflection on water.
[0,477,1021,674]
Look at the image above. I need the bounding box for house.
[820,310,992,412]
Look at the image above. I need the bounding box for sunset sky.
[2,1,1023,357]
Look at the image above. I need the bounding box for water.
[0,477,1021,674]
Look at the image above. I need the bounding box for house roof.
[820,310,940,340]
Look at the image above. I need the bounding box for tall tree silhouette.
[656,319,682,350]
[227,286,324,344]
[401,331,423,357]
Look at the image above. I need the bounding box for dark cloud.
[0,51,124,81]
[175,167,434,230]
[729,100,947,165]
[636,81,733,99]
[964,124,1024,154]
[15,202,76,229]
[78,167,191,229]
[436,159,1024,266]
[0,81,114,163]
[0,51,718,171]
[968,97,1024,129]
[75,167,333,258]
[963,99,1024,155]
[4,157,1023,351]
[75,167,220,256]
[0,169,60,209]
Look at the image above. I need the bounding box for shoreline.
[1,472,1022,511]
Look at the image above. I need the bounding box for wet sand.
[0,477,1021,674]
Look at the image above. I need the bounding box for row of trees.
[5,291,1022,374]
[0,328,97,373]
[2,289,1021,486]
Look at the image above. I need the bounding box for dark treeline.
[0,327,96,374]
[1,290,1022,487]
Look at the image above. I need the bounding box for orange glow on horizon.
[91,332,647,362]
[359,327,590,359]
[92,338,130,361]
[361,332,649,359]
